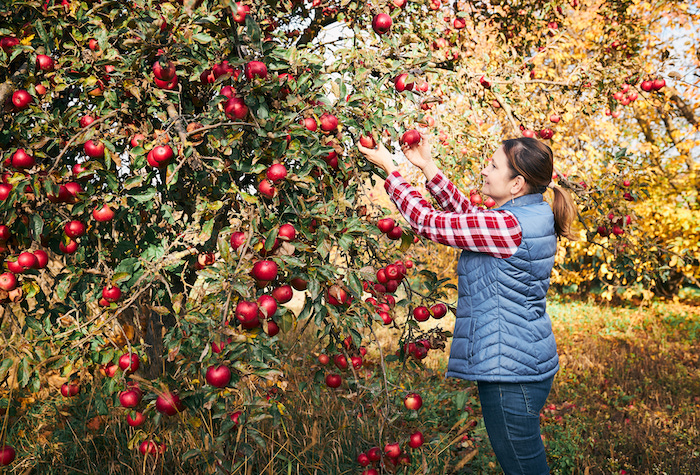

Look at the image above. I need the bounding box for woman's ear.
[510,175,526,195]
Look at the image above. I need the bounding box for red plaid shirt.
[384,171,522,258]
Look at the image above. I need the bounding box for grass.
[1,295,699,474]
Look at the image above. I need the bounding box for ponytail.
[550,184,578,240]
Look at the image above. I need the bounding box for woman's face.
[481,146,521,207]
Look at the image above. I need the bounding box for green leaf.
[17,358,31,388]
[30,213,44,239]
[0,358,14,382]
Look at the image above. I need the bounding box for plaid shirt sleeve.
[425,170,472,213]
[384,171,522,258]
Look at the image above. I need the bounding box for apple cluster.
[355,393,424,473]
[96,352,183,434]
[318,337,369,389]
[376,217,403,241]
[364,258,412,302]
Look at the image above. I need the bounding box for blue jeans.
[477,376,554,475]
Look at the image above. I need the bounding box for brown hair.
[502,137,577,240]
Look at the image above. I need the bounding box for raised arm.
[385,172,522,258]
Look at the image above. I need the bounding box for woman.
[358,133,577,475]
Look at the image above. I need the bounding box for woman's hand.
[357,141,397,175]
[401,131,439,181]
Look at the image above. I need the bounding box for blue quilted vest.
[445,193,559,382]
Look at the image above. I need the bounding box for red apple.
[318,354,330,365]
[367,446,381,461]
[0,272,17,291]
[0,445,16,466]
[549,113,560,123]
[484,196,496,208]
[413,306,430,322]
[93,204,116,222]
[408,430,424,448]
[245,61,267,80]
[334,354,348,370]
[36,54,54,71]
[640,80,653,92]
[272,284,293,303]
[83,140,105,159]
[119,389,142,408]
[325,373,342,388]
[257,294,278,319]
[387,226,403,240]
[130,133,146,147]
[539,128,554,140]
[61,382,80,397]
[230,231,246,250]
[103,362,118,377]
[224,96,249,119]
[258,179,276,198]
[33,249,48,269]
[357,452,370,466]
[10,149,34,169]
[264,319,280,336]
[64,220,86,239]
[277,223,296,242]
[139,440,159,455]
[0,36,19,53]
[401,129,421,147]
[205,364,232,388]
[103,284,122,302]
[251,260,278,282]
[118,353,140,373]
[150,145,174,165]
[12,89,32,110]
[235,300,259,328]
[377,218,395,234]
[152,59,176,81]
[126,411,146,427]
[266,163,287,183]
[394,73,414,92]
[155,391,183,416]
[0,225,10,241]
[652,78,665,90]
[59,239,78,254]
[359,135,377,148]
[0,184,12,201]
[17,251,38,270]
[384,442,401,459]
[404,393,423,410]
[319,113,338,132]
[372,13,392,34]
[232,2,250,24]
[290,277,308,291]
[327,284,349,306]
[302,117,317,131]
[430,302,447,319]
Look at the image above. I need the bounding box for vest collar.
[497,193,543,210]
